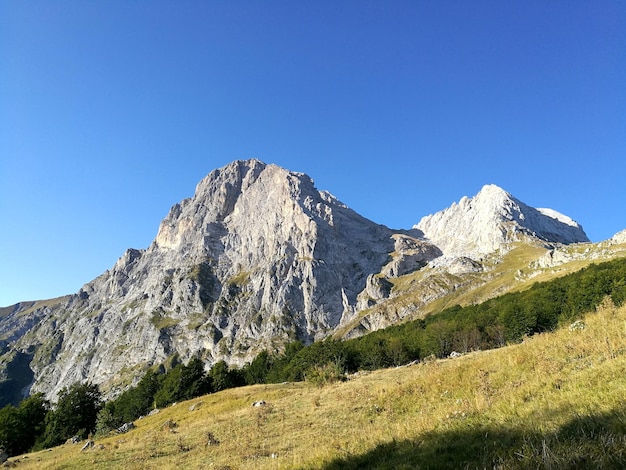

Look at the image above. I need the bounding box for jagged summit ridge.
[114,157,399,333]
[152,159,392,307]
[414,184,589,258]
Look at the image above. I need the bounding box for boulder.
[117,422,136,434]
[80,440,94,452]
[189,401,204,411]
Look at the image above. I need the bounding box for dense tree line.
[2,258,625,457]
[0,358,246,456]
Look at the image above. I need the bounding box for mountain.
[414,184,590,259]
[337,184,598,338]
[0,160,622,406]
[0,160,438,402]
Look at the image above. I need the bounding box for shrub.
[305,360,346,387]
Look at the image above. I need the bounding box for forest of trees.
[2,257,625,457]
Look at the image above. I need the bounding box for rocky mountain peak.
[414,184,589,258]
[0,163,599,405]
[153,158,373,272]
[5,159,408,401]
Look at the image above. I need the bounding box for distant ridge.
[414,184,589,258]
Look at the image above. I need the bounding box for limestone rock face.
[4,159,423,401]
[381,234,443,278]
[531,249,576,269]
[610,229,626,244]
[414,184,590,259]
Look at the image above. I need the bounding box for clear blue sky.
[1,1,624,307]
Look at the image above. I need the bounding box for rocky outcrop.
[414,184,589,259]
[610,229,626,245]
[532,248,576,269]
[0,302,51,350]
[381,234,442,278]
[431,256,484,275]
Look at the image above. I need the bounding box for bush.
[94,406,121,438]
[305,361,346,387]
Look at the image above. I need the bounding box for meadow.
[8,298,626,469]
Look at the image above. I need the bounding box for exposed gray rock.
[0,302,54,348]
[415,184,589,258]
[569,320,586,332]
[365,275,393,301]
[610,229,626,244]
[161,419,177,432]
[117,422,136,433]
[427,256,484,275]
[532,249,575,269]
[1,160,406,402]
[381,234,442,278]
[80,440,94,452]
[189,401,203,411]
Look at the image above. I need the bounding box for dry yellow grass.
[9,299,626,469]
[337,241,626,339]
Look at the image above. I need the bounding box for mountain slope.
[414,184,590,258]
[8,300,626,469]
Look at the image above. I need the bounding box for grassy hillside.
[338,240,626,338]
[8,299,626,469]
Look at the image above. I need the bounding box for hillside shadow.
[320,408,626,469]
[0,351,34,407]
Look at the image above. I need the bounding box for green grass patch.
[150,310,181,331]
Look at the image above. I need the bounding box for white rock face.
[531,248,576,269]
[5,159,438,402]
[380,234,442,278]
[610,229,626,244]
[414,184,589,258]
